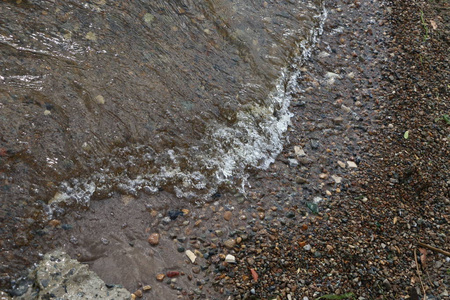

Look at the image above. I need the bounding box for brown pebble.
[48,219,61,227]
[143,285,152,291]
[223,211,232,221]
[258,212,265,220]
[134,289,143,298]
[223,239,236,249]
[156,274,165,281]
[147,233,160,246]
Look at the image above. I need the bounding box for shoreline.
[2,0,449,299]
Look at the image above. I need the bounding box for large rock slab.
[13,250,130,300]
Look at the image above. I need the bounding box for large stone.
[13,250,130,299]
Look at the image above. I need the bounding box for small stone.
[303,244,312,251]
[185,250,196,263]
[337,161,346,168]
[257,212,265,220]
[236,237,242,244]
[49,219,61,227]
[95,95,105,104]
[223,239,236,249]
[156,274,165,281]
[166,271,180,278]
[319,173,328,179]
[147,233,160,246]
[347,161,358,168]
[295,176,309,184]
[134,289,143,298]
[331,175,342,183]
[44,110,51,115]
[310,140,319,149]
[287,158,299,167]
[325,190,332,196]
[192,266,200,274]
[143,13,155,24]
[332,116,344,125]
[225,254,236,263]
[294,146,306,157]
[223,211,232,221]
[382,279,391,290]
[85,31,97,41]
[388,123,394,129]
[143,285,152,291]
[341,105,351,113]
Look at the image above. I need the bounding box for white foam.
[53,3,328,209]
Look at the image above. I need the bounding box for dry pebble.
[147,233,160,246]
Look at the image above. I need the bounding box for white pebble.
[347,161,358,168]
[225,254,236,263]
[185,250,196,263]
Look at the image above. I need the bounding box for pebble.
[331,175,343,183]
[294,146,306,157]
[225,254,236,263]
[156,274,165,281]
[347,161,358,168]
[303,244,312,251]
[337,161,346,168]
[223,211,232,221]
[185,250,196,263]
[332,116,344,125]
[223,239,236,249]
[287,158,299,167]
[133,289,143,298]
[147,233,160,246]
[143,285,151,291]
[95,95,105,104]
[310,139,320,149]
[166,271,180,278]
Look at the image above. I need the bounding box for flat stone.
[332,116,344,125]
[347,161,358,168]
[337,161,346,168]
[223,239,236,249]
[185,250,196,263]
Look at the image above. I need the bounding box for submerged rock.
[12,250,130,300]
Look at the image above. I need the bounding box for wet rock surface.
[2,0,449,299]
[10,250,131,300]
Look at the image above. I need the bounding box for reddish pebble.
[147,233,160,246]
[166,271,180,278]
[250,268,258,282]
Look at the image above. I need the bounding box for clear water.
[0,0,326,213]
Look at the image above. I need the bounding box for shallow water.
[1,0,325,213]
